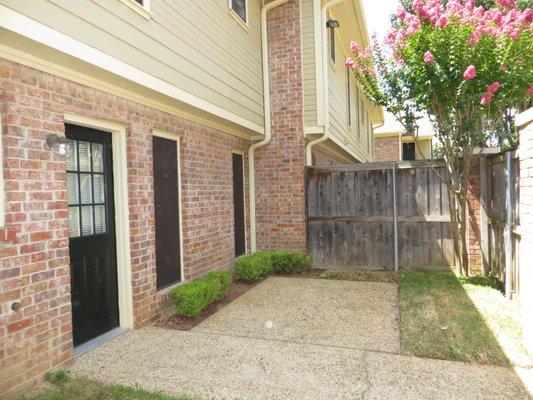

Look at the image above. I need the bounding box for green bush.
[234,251,312,282]
[270,251,312,275]
[169,270,231,317]
[234,252,273,282]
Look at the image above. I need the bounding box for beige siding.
[1,0,264,127]
[301,0,317,127]
[327,27,373,163]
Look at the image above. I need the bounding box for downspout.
[305,0,343,165]
[249,0,291,253]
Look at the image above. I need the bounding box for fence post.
[480,157,490,275]
[392,163,399,271]
[505,151,513,299]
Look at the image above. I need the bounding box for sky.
[361,0,399,39]
[360,0,435,135]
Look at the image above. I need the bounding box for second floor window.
[231,0,247,23]
[346,68,352,126]
[403,142,416,161]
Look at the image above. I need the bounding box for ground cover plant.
[169,270,231,317]
[318,269,397,283]
[234,251,312,282]
[398,269,530,366]
[18,371,198,400]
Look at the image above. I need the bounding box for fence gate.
[306,161,455,270]
[481,151,520,297]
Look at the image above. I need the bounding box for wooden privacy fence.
[481,151,520,297]
[306,161,456,270]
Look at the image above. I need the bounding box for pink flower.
[349,41,359,53]
[396,6,407,21]
[463,65,477,80]
[527,87,533,96]
[480,92,493,105]
[424,51,435,64]
[487,82,501,93]
[436,15,448,27]
[345,58,356,69]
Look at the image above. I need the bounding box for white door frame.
[64,112,133,329]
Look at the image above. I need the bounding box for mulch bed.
[156,280,258,331]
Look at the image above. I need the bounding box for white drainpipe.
[249,0,292,253]
[305,0,343,165]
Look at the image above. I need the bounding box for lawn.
[398,269,530,366]
[18,371,199,400]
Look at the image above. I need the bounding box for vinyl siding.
[301,0,317,127]
[0,0,264,127]
[328,27,373,163]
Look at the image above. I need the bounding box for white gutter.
[305,0,344,165]
[249,0,292,252]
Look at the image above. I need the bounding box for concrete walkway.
[72,277,532,399]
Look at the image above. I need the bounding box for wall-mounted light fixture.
[326,19,340,29]
[45,133,70,156]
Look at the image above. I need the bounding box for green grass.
[398,269,530,366]
[318,269,397,283]
[18,371,199,400]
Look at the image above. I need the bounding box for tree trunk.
[458,188,470,276]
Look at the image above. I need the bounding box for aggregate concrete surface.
[72,277,532,399]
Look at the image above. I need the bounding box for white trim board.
[0,5,263,135]
[64,112,134,329]
[152,130,186,287]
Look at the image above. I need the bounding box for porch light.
[326,19,340,29]
[45,133,70,156]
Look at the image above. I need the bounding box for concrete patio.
[72,277,531,399]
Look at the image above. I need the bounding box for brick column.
[254,0,306,251]
[517,108,533,355]
[466,156,482,275]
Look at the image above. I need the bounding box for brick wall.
[0,58,250,396]
[517,108,533,355]
[466,157,482,275]
[254,0,306,251]
[374,135,400,162]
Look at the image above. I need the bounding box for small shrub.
[234,252,273,282]
[234,251,312,281]
[170,270,231,317]
[44,369,70,385]
[270,251,312,275]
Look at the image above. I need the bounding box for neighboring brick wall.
[374,135,400,162]
[517,109,533,355]
[466,157,482,275]
[0,59,250,396]
[312,146,351,165]
[254,0,306,251]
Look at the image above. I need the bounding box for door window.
[67,139,107,237]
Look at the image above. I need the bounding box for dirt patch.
[156,280,258,331]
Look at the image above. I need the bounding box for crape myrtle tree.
[346,0,533,275]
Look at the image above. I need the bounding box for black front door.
[232,153,246,257]
[153,135,181,289]
[66,124,119,347]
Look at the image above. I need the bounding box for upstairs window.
[346,67,352,126]
[120,0,151,18]
[327,17,339,62]
[403,142,416,161]
[230,0,247,23]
